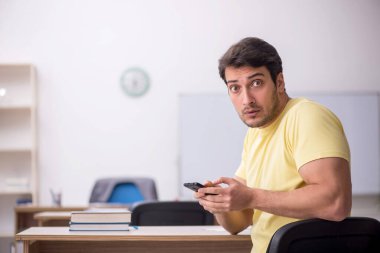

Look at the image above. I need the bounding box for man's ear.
[276,73,285,93]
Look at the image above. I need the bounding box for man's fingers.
[213,176,236,185]
[199,198,228,213]
[203,180,214,187]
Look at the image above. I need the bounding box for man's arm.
[213,209,253,235]
[197,157,351,222]
[253,157,352,220]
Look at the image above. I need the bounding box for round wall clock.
[120,67,150,97]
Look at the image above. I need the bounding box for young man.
[195,37,352,253]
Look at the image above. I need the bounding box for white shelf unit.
[0,64,37,241]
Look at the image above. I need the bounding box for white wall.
[0,0,379,205]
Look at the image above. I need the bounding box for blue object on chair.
[89,177,158,205]
[107,183,145,204]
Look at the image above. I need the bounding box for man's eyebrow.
[247,72,264,79]
[226,72,264,84]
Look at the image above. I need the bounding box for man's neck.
[279,93,290,113]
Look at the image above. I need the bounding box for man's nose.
[242,89,256,106]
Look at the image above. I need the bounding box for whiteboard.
[179,93,380,197]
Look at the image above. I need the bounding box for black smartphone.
[183,182,217,195]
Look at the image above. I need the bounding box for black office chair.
[130,201,214,226]
[266,217,380,253]
[89,177,158,204]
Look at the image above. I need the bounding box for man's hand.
[195,177,254,214]
[194,177,253,234]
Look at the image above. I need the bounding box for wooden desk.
[14,206,86,233]
[16,226,252,253]
[33,212,72,227]
[15,204,129,232]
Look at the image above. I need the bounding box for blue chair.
[89,177,158,205]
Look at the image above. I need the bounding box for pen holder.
[50,189,62,207]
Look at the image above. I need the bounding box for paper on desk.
[204,226,251,235]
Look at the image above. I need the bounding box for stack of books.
[69,208,131,231]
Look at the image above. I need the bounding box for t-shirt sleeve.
[289,102,350,170]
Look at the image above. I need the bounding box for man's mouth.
[243,108,260,117]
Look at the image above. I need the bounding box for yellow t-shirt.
[235,98,350,253]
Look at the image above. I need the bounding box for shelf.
[0,147,33,152]
[0,190,32,195]
[0,148,33,153]
[0,109,33,149]
[0,106,32,110]
[0,64,34,108]
[0,63,32,67]
[0,63,37,240]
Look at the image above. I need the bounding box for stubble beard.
[241,91,281,128]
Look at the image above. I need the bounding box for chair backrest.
[130,201,214,226]
[89,177,158,204]
[266,217,380,253]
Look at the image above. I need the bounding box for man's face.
[225,66,284,128]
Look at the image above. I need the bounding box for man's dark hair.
[218,37,283,84]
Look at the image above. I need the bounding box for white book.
[71,208,131,223]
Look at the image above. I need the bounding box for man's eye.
[251,80,262,87]
[229,85,240,93]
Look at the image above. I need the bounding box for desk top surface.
[15,206,87,212]
[33,211,72,221]
[16,226,251,241]
[15,204,130,212]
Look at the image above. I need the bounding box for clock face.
[120,68,150,97]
